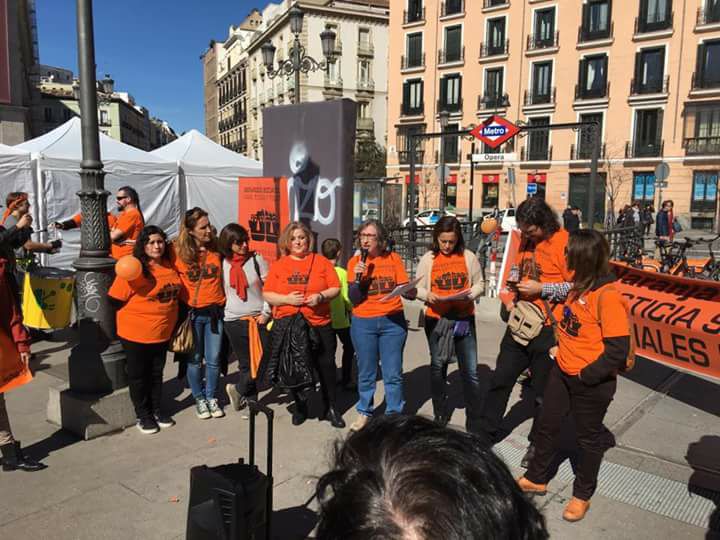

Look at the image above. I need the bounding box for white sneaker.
[195,399,211,420]
[208,398,225,418]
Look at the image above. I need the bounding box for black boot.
[1,441,47,472]
[432,396,450,427]
[292,396,308,426]
[324,405,346,429]
[520,444,536,469]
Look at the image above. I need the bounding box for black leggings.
[335,327,355,383]
[120,338,168,420]
[224,319,270,398]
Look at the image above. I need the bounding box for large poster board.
[237,177,289,264]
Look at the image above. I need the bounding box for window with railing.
[483,0,508,7]
[698,0,720,25]
[579,0,612,41]
[693,40,720,90]
[632,47,666,94]
[685,107,720,155]
[483,67,504,107]
[442,122,460,163]
[405,33,424,68]
[576,113,603,159]
[441,25,463,63]
[577,54,608,98]
[397,124,426,163]
[439,74,462,112]
[405,0,424,23]
[486,18,506,56]
[630,109,663,157]
[442,0,463,16]
[636,0,672,33]
[402,79,424,116]
[529,61,553,104]
[526,117,550,160]
[531,7,556,48]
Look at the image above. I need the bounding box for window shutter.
[578,58,587,90]
[419,80,424,108]
[457,75,463,106]
[440,76,447,107]
[658,47,666,81]
[581,3,589,30]
[696,43,706,81]
[656,109,664,144]
[403,81,410,112]
[634,51,642,86]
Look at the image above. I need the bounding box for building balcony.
[526,31,559,53]
[625,140,664,158]
[683,136,720,156]
[477,93,510,111]
[398,150,425,165]
[324,76,343,90]
[441,0,464,18]
[99,118,112,127]
[697,5,720,27]
[358,41,374,57]
[523,87,556,107]
[577,22,613,43]
[400,103,424,117]
[437,98,463,113]
[521,145,553,162]
[357,117,374,132]
[401,54,425,70]
[691,72,720,91]
[403,8,425,25]
[569,142,606,160]
[438,47,465,65]
[574,81,610,100]
[629,75,669,96]
[634,11,673,34]
[357,79,375,92]
[479,39,509,59]
[482,0,509,10]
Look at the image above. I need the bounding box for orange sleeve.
[599,289,630,338]
[71,213,82,226]
[393,253,409,284]
[114,211,137,236]
[107,213,118,228]
[108,276,133,302]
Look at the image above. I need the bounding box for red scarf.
[229,253,251,301]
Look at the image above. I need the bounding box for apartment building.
[387,0,720,229]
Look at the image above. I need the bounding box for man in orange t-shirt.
[477,197,572,467]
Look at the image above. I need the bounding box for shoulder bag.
[169,258,206,354]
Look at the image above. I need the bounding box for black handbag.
[186,402,274,540]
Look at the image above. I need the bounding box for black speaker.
[186,403,274,540]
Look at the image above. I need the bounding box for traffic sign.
[655,162,670,182]
[527,183,538,195]
[471,153,517,163]
[470,116,520,149]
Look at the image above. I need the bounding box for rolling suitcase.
[186,402,274,540]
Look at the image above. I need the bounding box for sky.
[36,0,259,135]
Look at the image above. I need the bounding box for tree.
[354,141,387,178]
[602,143,632,228]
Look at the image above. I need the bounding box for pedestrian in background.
[642,203,655,235]
[171,208,226,420]
[0,213,46,471]
[218,223,271,412]
[263,222,343,428]
[347,219,411,432]
[655,200,677,241]
[519,229,629,523]
[321,238,355,389]
[563,206,580,233]
[415,216,484,430]
[109,225,181,434]
[109,186,144,260]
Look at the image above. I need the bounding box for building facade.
[387,0,720,229]
[204,0,389,161]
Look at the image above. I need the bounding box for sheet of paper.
[436,288,472,301]
[379,276,422,302]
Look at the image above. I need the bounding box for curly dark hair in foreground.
[515,197,560,236]
[315,415,549,540]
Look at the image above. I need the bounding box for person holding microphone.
[347,219,411,432]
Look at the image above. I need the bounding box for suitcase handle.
[248,401,274,540]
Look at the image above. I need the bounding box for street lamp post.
[70,0,125,393]
[260,6,337,104]
[438,110,450,212]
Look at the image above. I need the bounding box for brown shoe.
[517,476,547,496]
[349,414,369,432]
[562,497,591,522]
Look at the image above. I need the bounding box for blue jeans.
[187,314,224,401]
[351,312,408,416]
[424,316,482,433]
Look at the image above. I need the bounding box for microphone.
[355,248,369,284]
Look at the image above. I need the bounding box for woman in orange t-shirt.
[170,208,226,420]
[263,222,342,428]
[346,219,411,432]
[109,225,181,435]
[520,230,630,522]
[415,217,484,431]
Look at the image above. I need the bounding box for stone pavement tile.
[0,482,181,540]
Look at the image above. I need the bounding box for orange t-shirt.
[108,261,182,344]
[110,208,144,260]
[169,246,226,308]
[516,228,573,322]
[556,284,630,376]
[425,252,474,319]
[347,251,409,318]
[263,254,340,327]
[71,212,117,229]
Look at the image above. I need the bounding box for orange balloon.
[481,218,498,234]
[115,255,142,280]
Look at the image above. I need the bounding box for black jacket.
[266,313,319,391]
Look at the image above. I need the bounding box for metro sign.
[470,115,520,149]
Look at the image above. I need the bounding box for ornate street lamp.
[438,110,450,212]
[260,5,336,104]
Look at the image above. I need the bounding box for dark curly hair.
[515,197,560,235]
[133,225,170,277]
[315,415,549,540]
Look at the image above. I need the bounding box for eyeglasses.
[359,233,378,239]
[116,196,129,201]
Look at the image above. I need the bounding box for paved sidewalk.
[0,298,718,539]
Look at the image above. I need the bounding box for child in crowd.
[321,238,355,389]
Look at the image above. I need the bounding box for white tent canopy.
[0,144,36,226]
[16,117,180,269]
[151,129,262,231]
